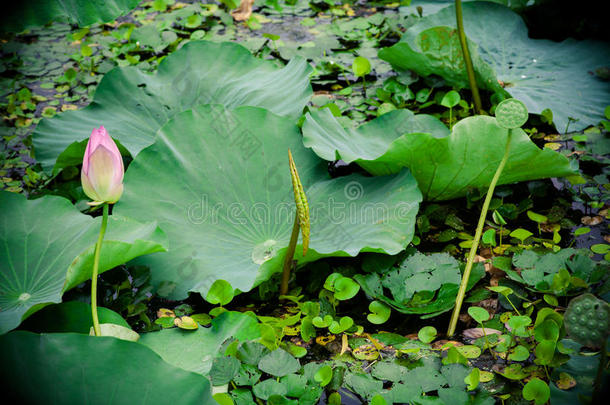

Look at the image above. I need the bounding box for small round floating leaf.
[328,316,354,334]
[333,277,360,301]
[455,345,481,359]
[212,393,234,405]
[574,227,591,236]
[440,90,460,108]
[468,307,490,324]
[534,319,560,343]
[205,280,234,306]
[522,378,550,405]
[508,344,530,362]
[487,286,514,297]
[352,56,371,77]
[371,395,387,405]
[510,228,533,243]
[495,98,528,129]
[417,326,437,343]
[464,368,480,391]
[367,301,391,325]
[314,365,333,387]
[191,313,212,326]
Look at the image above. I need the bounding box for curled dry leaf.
[581,215,603,226]
[231,0,255,21]
[462,327,503,340]
[157,308,175,318]
[477,298,499,315]
[555,372,577,390]
[432,340,462,351]
[474,255,492,272]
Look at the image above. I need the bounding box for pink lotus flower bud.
[81,126,124,204]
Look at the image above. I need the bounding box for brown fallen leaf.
[555,372,577,390]
[157,308,175,318]
[581,215,603,226]
[231,0,255,22]
[432,340,462,350]
[340,334,349,355]
[477,298,499,315]
[462,327,502,340]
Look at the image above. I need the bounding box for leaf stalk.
[455,0,483,115]
[447,130,512,337]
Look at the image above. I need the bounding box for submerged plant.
[447,98,529,337]
[81,126,124,336]
[280,149,310,297]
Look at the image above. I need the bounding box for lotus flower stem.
[455,0,482,115]
[280,215,300,297]
[91,203,109,336]
[447,130,512,337]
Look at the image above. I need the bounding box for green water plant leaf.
[368,301,391,325]
[379,2,610,132]
[258,349,300,377]
[418,326,437,343]
[140,311,261,376]
[303,109,574,200]
[116,105,421,299]
[523,378,550,405]
[0,331,215,404]
[355,252,485,317]
[0,192,167,334]
[33,41,313,173]
[19,301,129,334]
[1,0,141,33]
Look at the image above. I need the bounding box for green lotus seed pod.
[495,98,528,129]
[564,293,610,349]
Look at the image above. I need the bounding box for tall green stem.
[447,130,513,337]
[280,215,300,297]
[91,203,109,336]
[455,0,482,115]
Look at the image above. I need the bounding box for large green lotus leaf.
[19,301,130,334]
[116,105,421,299]
[0,331,215,404]
[380,2,610,132]
[0,191,167,334]
[140,311,261,376]
[302,108,575,201]
[1,0,140,33]
[33,40,313,174]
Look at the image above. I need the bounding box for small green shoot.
[352,56,371,93]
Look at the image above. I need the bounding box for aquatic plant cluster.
[0,1,608,404]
